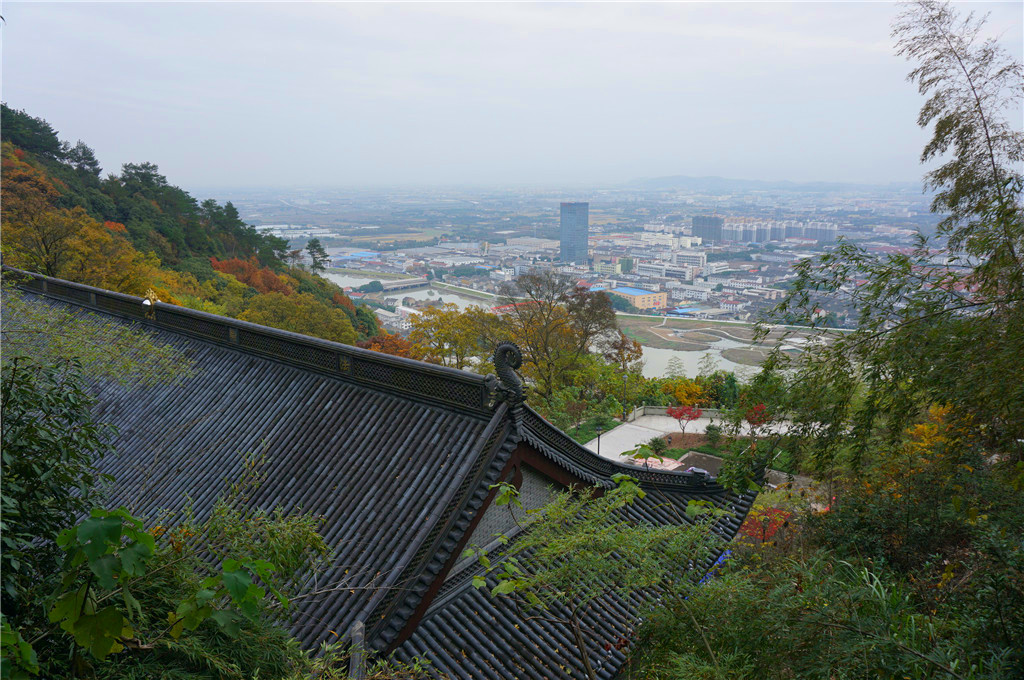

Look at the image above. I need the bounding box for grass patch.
[680,331,721,343]
[721,347,770,366]
[693,444,729,457]
[621,327,648,343]
[568,415,620,444]
[620,324,708,350]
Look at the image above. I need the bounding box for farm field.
[616,315,831,358]
[347,227,449,244]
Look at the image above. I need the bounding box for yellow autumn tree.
[408,303,498,370]
[65,213,160,295]
[239,292,357,345]
[4,196,159,296]
[661,377,705,406]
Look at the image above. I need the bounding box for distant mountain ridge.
[625,174,926,194]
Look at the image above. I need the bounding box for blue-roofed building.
[609,286,668,309]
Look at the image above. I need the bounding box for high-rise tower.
[560,202,589,264]
[691,216,724,242]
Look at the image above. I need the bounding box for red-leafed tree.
[666,404,703,436]
[743,403,772,442]
[210,256,293,296]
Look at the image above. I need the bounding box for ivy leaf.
[471,575,486,589]
[686,500,710,519]
[70,606,125,660]
[490,580,517,597]
[49,584,89,627]
[221,568,251,603]
[77,515,122,560]
[210,610,241,638]
[119,541,152,577]
[195,589,217,606]
[56,526,78,550]
[187,606,213,630]
[246,559,275,578]
[88,555,120,590]
[167,612,184,640]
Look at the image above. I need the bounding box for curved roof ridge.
[515,405,727,493]
[5,267,497,415]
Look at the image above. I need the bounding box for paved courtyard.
[584,414,727,460]
[584,414,789,462]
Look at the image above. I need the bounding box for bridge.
[381,277,429,291]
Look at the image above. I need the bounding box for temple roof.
[6,269,755,678]
[394,488,754,679]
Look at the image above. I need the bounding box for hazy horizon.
[3,2,1021,190]
[183,173,932,198]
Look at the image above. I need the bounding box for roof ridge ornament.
[493,341,524,405]
[142,288,160,320]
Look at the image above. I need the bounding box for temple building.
[8,269,755,679]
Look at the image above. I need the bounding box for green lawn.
[567,415,620,445]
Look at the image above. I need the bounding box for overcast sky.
[3,2,1021,190]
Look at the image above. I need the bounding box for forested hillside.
[0,104,380,344]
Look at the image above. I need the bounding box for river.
[325,272,487,310]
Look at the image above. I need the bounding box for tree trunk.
[569,611,598,680]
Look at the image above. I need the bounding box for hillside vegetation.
[0,104,380,344]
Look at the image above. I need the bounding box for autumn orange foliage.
[333,292,356,313]
[357,333,415,358]
[1,142,59,225]
[210,257,293,295]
